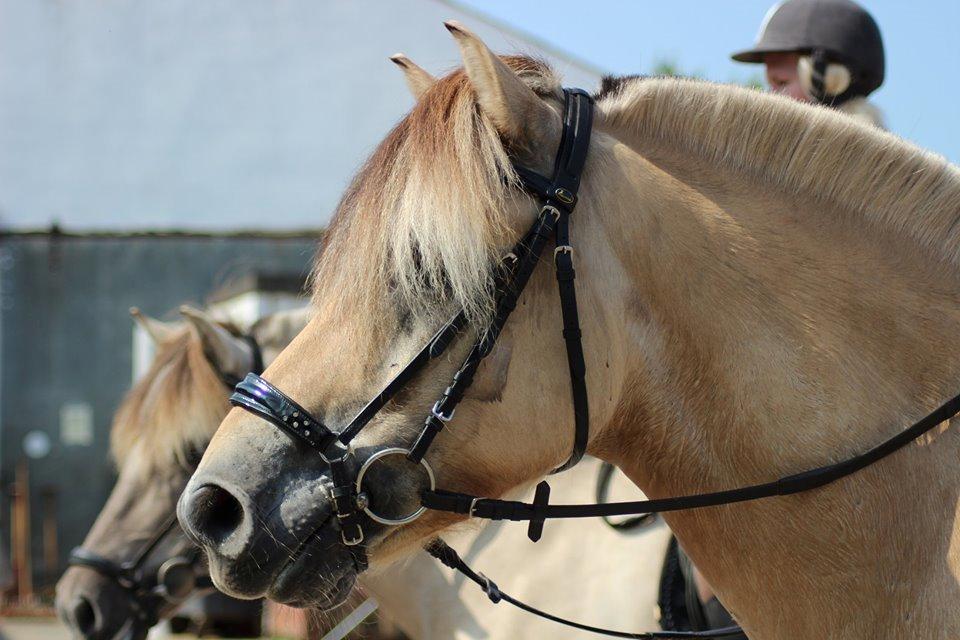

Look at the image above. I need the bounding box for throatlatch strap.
[422,390,960,523]
[425,539,745,639]
[547,89,592,472]
[551,209,589,473]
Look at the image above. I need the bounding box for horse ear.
[129,307,178,344]
[390,53,436,100]
[179,305,253,381]
[444,20,559,150]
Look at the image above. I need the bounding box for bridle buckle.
[341,528,364,546]
[554,245,573,257]
[431,401,455,423]
[541,204,562,221]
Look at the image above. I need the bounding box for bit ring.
[354,447,436,526]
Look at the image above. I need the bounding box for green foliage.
[650,58,764,90]
[651,59,701,79]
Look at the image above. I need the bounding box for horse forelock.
[111,325,231,479]
[598,77,960,271]
[309,56,561,331]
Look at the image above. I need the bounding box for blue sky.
[458,0,960,163]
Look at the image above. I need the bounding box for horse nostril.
[73,595,97,636]
[187,484,245,547]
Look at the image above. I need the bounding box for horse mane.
[309,56,561,326]
[111,325,230,478]
[598,77,960,269]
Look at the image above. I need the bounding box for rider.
[731,0,886,128]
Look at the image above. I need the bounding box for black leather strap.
[230,375,365,564]
[68,547,135,585]
[514,88,594,213]
[231,374,342,456]
[338,311,469,444]
[551,209,589,472]
[408,207,560,464]
[328,456,369,571]
[68,513,199,626]
[422,389,960,523]
[425,539,744,639]
[245,334,264,378]
[218,334,264,390]
[502,88,594,473]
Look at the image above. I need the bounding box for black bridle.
[68,514,214,627]
[69,334,263,626]
[229,87,960,638]
[232,86,594,556]
[217,334,264,389]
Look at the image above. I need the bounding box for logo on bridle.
[553,187,576,205]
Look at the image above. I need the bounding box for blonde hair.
[111,326,230,478]
[601,77,960,268]
[309,57,561,326]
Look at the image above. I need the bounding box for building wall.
[0,0,603,231]
[0,233,317,589]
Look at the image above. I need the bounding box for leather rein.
[229,88,960,638]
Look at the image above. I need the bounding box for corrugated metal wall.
[0,232,318,589]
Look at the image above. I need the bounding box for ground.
[0,617,269,640]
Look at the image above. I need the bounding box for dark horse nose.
[55,585,101,639]
[178,482,250,555]
[71,595,98,637]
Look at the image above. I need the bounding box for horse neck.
[585,133,960,635]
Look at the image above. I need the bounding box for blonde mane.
[309,57,561,326]
[111,326,229,478]
[599,77,960,269]
[311,65,960,329]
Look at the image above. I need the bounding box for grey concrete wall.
[0,233,317,588]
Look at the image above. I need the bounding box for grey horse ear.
[129,307,178,344]
[390,53,436,100]
[444,20,559,148]
[179,305,254,381]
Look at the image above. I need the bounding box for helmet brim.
[731,46,805,63]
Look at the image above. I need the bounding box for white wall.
[0,0,603,232]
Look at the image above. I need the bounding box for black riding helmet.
[732,0,885,103]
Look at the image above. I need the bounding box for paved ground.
[0,618,72,640]
[0,618,224,640]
